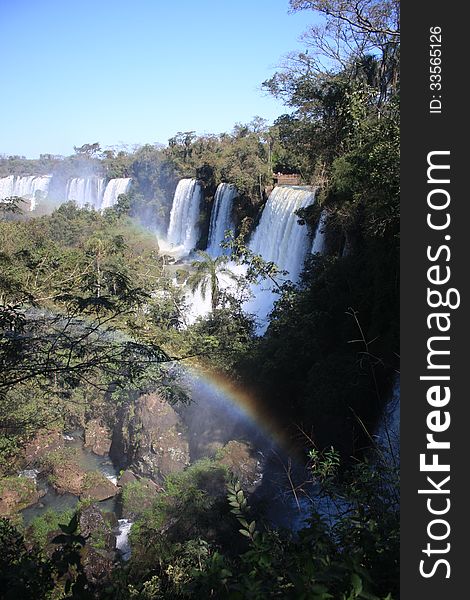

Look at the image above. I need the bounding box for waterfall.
[116,519,133,561]
[0,175,52,210]
[1,175,132,212]
[311,210,327,254]
[242,186,316,331]
[0,176,15,200]
[167,178,203,254]
[249,186,316,281]
[207,183,237,256]
[185,185,317,330]
[101,178,131,210]
[64,177,131,211]
[65,177,106,209]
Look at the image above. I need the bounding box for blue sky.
[0,0,316,158]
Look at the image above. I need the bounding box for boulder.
[80,472,118,502]
[0,476,42,517]
[50,462,86,496]
[216,441,263,493]
[43,449,117,500]
[23,430,64,466]
[84,419,112,456]
[117,469,138,487]
[115,393,190,483]
[79,504,117,545]
[79,505,116,586]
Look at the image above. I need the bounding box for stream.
[20,430,119,523]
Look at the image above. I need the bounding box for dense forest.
[0,1,400,598]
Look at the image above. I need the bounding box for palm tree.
[187,251,237,313]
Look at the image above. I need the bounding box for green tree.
[187,251,238,314]
[0,203,175,454]
[73,142,101,157]
[0,519,54,598]
[288,0,399,96]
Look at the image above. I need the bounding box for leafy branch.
[227,480,258,543]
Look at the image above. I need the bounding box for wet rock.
[0,476,41,517]
[23,430,64,466]
[80,472,118,502]
[216,440,263,493]
[135,394,190,481]
[50,462,86,495]
[41,449,86,495]
[79,504,116,586]
[43,449,117,500]
[84,419,112,456]
[115,393,190,483]
[117,469,138,487]
[79,504,117,543]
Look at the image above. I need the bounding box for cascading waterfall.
[1,174,132,212]
[167,178,203,254]
[65,177,106,209]
[243,185,316,330]
[65,177,132,210]
[186,185,317,329]
[249,185,316,281]
[206,183,237,256]
[116,519,133,561]
[311,210,327,254]
[101,177,132,210]
[0,175,52,210]
[0,176,15,200]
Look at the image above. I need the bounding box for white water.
[311,210,327,254]
[207,183,237,256]
[244,186,317,329]
[101,178,131,210]
[186,186,317,332]
[65,177,131,210]
[116,519,133,561]
[167,178,203,255]
[0,175,132,212]
[249,186,316,281]
[18,468,40,481]
[0,175,52,210]
[65,177,106,209]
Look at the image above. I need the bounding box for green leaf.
[239,529,251,538]
[351,573,363,595]
[59,513,79,535]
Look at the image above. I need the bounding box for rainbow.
[184,365,301,458]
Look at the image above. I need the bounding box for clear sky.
[0,0,316,158]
